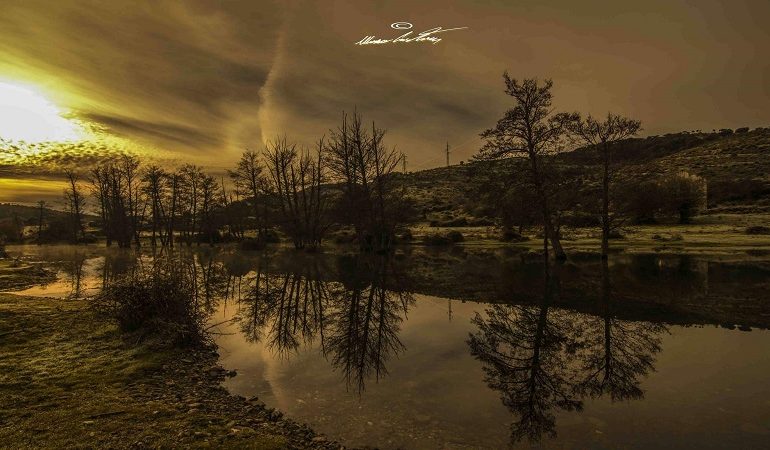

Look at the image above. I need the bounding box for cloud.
[0,0,769,201]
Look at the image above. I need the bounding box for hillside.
[397,127,770,222]
[0,203,71,224]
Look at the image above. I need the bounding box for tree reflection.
[235,255,413,392]
[325,256,413,393]
[468,265,582,443]
[573,260,667,401]
[468,260,667,445]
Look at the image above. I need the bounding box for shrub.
[500,229,529,242]
[746,226,770,235]
[239,237,265,251]
[735,127,750,134]
[94,260,210,347]
[447,230,464,242]
[424,233,453,246]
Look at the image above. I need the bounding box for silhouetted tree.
[63,169,86,243]
[229,150,269,240]
[265,137,330,249]
[326,111,404,252]
[567,113,641,258]
[478,75,577,259]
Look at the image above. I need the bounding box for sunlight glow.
[0,80,86,143]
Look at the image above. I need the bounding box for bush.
[608,229,625,239]
[500,229,529,242]
[735,127,750,134]
[424,233,453,246]
[262,228,281,243]
[447,230,464,242]
[746,226,770,235]
[94,260,210,347]
[239,237,266,251]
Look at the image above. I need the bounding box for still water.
[6,244,770,449]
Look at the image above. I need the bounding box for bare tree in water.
[326,111,405,252]
[229,150,269,241]
[479,75,577,259]
[63,169,86,243]
[566,113,641,258]
[264,136,329,250]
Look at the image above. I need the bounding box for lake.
[6,244,770,449]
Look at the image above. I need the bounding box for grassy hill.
[397,127,770,223]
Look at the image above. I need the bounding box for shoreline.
[0,293,342,449]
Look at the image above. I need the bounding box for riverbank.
[0,293,341,449]
[408,213,770,254]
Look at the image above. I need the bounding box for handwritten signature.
[355,22,468,46]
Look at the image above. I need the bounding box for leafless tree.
[63,169,86,243]
[479,75,577,260]
[199,174,221,245]
[228,150,269,240]
[567,113,641,258]
[178,164,204,244]
[264,137,329,249]
[36,200,47,244]
[141,165,169,247]
[326,111,404,252]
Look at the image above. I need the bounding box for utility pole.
[445,141,450,167]
[401,152,407,173]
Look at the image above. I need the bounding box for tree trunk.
[601,147,610,259]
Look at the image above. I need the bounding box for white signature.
[355,22,468,46]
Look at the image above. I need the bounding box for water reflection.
[6,245,770,449]
[468,260,667,444]
[235,255,414,392]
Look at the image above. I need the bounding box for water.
[6,244,770,448]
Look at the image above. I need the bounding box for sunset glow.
[0,80,86,143]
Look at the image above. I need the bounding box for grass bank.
[0,292,339,449]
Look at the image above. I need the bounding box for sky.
[0,0,768,205]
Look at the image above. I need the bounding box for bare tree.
[199,174,221,245]
[63,169,86,243]
[479,75,576,260]
[89,156,144,248]
[36,200,47,244]
[567,113,641,258]
[264,137,329,249]
[326,110,404,252]
[142,165,169,247]
[228,150,269,240]
[178,164,204,244]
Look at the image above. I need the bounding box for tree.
[326,110,404,252]
[198,174,221,245]
[478,75,576,259]
[141,165,169,247]
[264,136,329,249]
[567,113,641,258]
[63,169,86,243]
[36,200,47,244]
[178,164,204,244]
[658,172,706,224]
[228,150,269,240]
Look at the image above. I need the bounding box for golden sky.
[1,0,768,205]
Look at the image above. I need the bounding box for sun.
[0,80,86,143]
